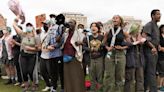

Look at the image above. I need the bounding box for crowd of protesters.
[0,9,163,92]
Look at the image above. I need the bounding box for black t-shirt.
[12,35,21,54]
[107,28,125,46]
[89,35,104,59]
[158,35,164,60]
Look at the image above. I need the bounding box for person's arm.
[159,45,164,52]
[13,18,23,35]
[142,23,157,55]
[12,39,21,46]
[102,32,113,51]
[82,36,91,52]
[55,35,64,48]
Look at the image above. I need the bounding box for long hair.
[112,15,124,28]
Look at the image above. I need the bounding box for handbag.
[63,55,73,63]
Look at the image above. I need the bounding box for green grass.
[0,78,63,92]
[0,79,46,92]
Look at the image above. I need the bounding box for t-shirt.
[83,34,104,59]
[158,35,164,60]
[20,33,40,54]
[142,21,160,48]
[40,32,49,59]
[12,35,21,55]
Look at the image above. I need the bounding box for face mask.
[78,28,83,33]
[3,30,7,34]
[43,25,49,32]
[26,27,33,32]
[50,18,56,25]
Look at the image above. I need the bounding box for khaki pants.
[103,50,126,92]
[64,59,85,92]
[124,67,144,92]
[90,57,104,92]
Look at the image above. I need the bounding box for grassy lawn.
[0,78,46,92]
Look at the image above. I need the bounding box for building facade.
[62,12,87,28]
[103,16,142,32]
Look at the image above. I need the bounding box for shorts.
[1,58,14,66]
[157,59,164,77]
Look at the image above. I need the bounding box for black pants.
[20,55,36,82]
[49,56,64,90]
[40,58,51,87]
[13,52,22,83]
[144,52,158,92]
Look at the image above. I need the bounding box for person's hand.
[133,41,140,45]
[75,41,83,46]
[14,16,20,23]
[24,46,32,51]
[115,45,123,50]
[11,39,16,44]
[14,18,19,23]
[151,47,157,55]
[140,38,146,43]
[105,46,113,51]
[47,45,55,51]
[159,45,164,52]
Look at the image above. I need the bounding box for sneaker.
[42,86,50,92]
[21,83,25,88]
[14,82,21,86]
[4,79,12,85]
[12,79,16,84]
[1,76,9,79]
[50,87,56,92]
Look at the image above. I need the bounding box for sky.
[0,0,164,34]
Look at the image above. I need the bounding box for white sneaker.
[14,82,21,86]
[42,86,50,92]
[50,87,56,92]
[1,76,9,79]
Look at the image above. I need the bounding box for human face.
[112,15,122,27]
[68,19,76,30]
[161,27,164,34]
[26,26,33,32]
[153,11,161,22]
[91,23,98,34]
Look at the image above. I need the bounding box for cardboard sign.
[8,0,25,24]
[0,14,6,30]
[35,14,46,28]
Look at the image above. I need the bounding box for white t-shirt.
[40,32,50,59]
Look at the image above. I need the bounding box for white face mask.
[78,28,83,33]
[26,27,33,32]
[50,18,56,25]
[3,30,7,34]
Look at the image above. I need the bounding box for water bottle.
[86,65,89,75]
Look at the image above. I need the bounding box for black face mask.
[43,25,49,32]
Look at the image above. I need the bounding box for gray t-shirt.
[142,21,160,48]
[20,33,40,54]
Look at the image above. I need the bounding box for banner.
[8,0,25,24]
[35,14,46,28]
